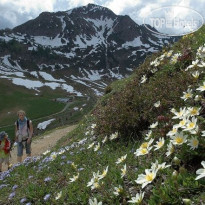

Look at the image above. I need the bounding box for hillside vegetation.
[0,26,205,204]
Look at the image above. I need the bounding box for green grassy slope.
[0,79,96,140]
[0,27,205,204]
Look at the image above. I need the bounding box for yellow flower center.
[192,139,198,146]
[179,120,186,126]
[141,148,148,154]
[185,93,191,98]
[94,182,100,188]
[102,171,107,177]
[158,141,163,147]
[188,122,195,129]
[202,85,205,90]
[172,128,177,133]
[146,173,154,181]
[191,109,197,115]
[141,142,148,148]
[175,137,183,144]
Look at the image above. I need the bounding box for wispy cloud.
[0,0,204,29]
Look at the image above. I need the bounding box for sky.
[0,0,204,32]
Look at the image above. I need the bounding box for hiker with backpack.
[0,131,11,172]
[15,110,33,163]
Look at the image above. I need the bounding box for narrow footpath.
[2,125,76,171]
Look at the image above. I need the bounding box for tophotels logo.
[143,6,204,36]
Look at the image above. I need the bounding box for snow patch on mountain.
[121,37,142,48]
[39,71,66,82]
[37,119,55,130]
[32,35,68,48]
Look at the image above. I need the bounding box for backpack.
[16,119,30,130]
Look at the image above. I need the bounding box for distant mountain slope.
[0,3,178,96]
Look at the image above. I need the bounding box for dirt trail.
[2,125,76,171]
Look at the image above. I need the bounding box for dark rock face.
[0,4,178,96]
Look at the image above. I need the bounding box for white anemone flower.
[87,142,95,149]
[149,122,158,129]
[196,81,205,92]
[89,198,102,205]
[113,185,123,196]
[187,107,201,116]
[183,117,197,131]
[192,71,200,79]
[198,61,205,67]
[121,164,127,178]
[154,137,165,150]
[87,171,101,190]
[140,75,147,84]
[116,154,127,164]
[166,50,173,57]
[172,107,186,119]
[201,131,205,136]
[166,127,178,137]
[140,138,154,149]
[151,160,171,171]
[173,118,187,129]
[195,161,205,180]
[94,143,100,152]
[135,168,158,188]
[166,142,175,157]
[170,53,181,64]
[128,191,145,204]
[69,173,79,183]
[134,146,153,157]
[55,191,62,200]
[102,136,108,144]
[109,132,118,140]
[99,166,109,179]
[91,124,97,129]
[145,130,152,140]
[188,137,199,150]
[154,101,161,108]
[181,88,193,101]
[170,132,187,145]
[43,150,50,155]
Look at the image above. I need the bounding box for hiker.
[15,110,33,163]
[0,131,11,172]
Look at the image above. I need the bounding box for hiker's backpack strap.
[27,119,30,130]
[16,120,19,130]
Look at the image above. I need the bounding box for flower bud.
[182,198,191,205]
[172,170,178,179]
[172,156,181,165]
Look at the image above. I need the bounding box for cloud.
[0,0,204,30]
[0,0,57,29]
[103,0,141,14]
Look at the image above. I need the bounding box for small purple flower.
[78,168,84,171]
[26,203,31,205]
[44,177,52,182]
[67,160,72,164]
[12,185,18,191]
[60,162,65,165]
[70,152,74,155]
[28,175,33,179]
[0,184,8,190]
[44,194,51,201]
[20,198,27,203]
[9,192,15,199]
[61,155,66,159]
